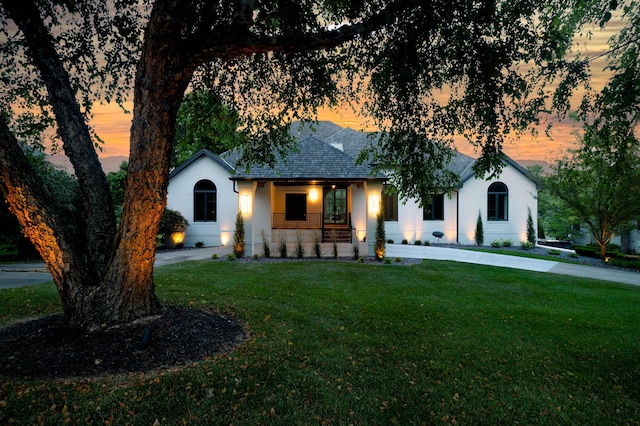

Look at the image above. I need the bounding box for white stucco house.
[166,122,538,257]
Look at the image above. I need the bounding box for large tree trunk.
[0,0,194,327]
[96,1,198,324]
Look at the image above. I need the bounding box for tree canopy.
[0,0,634,327]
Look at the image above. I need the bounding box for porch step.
[324,228,353,243]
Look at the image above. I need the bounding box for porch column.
[237,180,256,257]
[366,181,384,257]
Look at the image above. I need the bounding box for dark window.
[194,180,217,222]
[487,182,508,221]
[383,190,398,221]
[286,193,307,221]
[423,194,444,220]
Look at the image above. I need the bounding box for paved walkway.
[1,244,638,289]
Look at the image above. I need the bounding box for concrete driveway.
[1,244,638,289]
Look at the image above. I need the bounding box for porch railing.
[272,212,322,229]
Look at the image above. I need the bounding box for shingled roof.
[225,136,387,182]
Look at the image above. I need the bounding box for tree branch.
[186,0,409,62]
[2,0,116,274]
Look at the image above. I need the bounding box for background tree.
[172,90,246,168]
[0,0,622,328]
[106,161,128,221]
[526,165,580,241]
[547,129,640,260]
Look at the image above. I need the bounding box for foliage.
[260,229,270,258]
[547,128,640,259]
[195,241,204,248]
[414,240,421,245]
[278,233,288,259]
[352,242,359,260]
[105,161,128,221]
[374,206,385,260]
[526,165,578,241]
[295,232,304,259]
[312,233,321,258]
[158,209,189,236]
[475,211,484,246]
[233,213,245,258]
[172,90,246,168]
[520,241,535,250]
[526,207,536,244]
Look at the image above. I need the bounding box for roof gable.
[226,136,386,181]
[169,149,235,180]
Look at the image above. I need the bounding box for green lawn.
[1,260,639,424]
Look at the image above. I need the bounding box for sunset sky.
[89,21,621,162]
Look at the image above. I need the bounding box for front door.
[323,186,347,225]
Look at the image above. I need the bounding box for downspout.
[456,190,459,244]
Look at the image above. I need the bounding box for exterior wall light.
[240,193,251,215]
[309,188,318,202]
[369,194,380,215]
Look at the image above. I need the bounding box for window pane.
[286,193,307,221]
[424,194,444,220]
[194,180,216,222]
[195,193,206,221]
[383,193,398,221]
[487,182,508,221]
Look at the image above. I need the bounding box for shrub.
[502,239,513,248]
[295,231,305,258]
[252,254,259,260]
[520,241,534,250]
[394,257,402,263]
[491,239,503,248]
[211,253,219,260]
[401,239,408,245]
[357,256,365,264]
[195,241,204,248]
[353,243,360,260]
[475,211,484,246]
[548,249,561,256]
[226,253,237,261]
[278,233,288,258]
[175,242,184,249]
[233,213,245,258]
[423,240,430,246]
[386,239,394,244]
[313,233,322,258]
[374,207,386,260]
[384,257,392,264]
[526,207,536,244]
[260,229,271,258]
[415,240,422,245]
[159,208,189,245]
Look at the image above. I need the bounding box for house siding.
[166,155,238,247]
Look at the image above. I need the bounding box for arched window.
[194,180,217,222]
[487,182,508,221]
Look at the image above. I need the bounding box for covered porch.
[234,179,384,257]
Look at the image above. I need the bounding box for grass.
[1,260,639,424]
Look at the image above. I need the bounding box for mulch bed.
[0,306,247,381]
